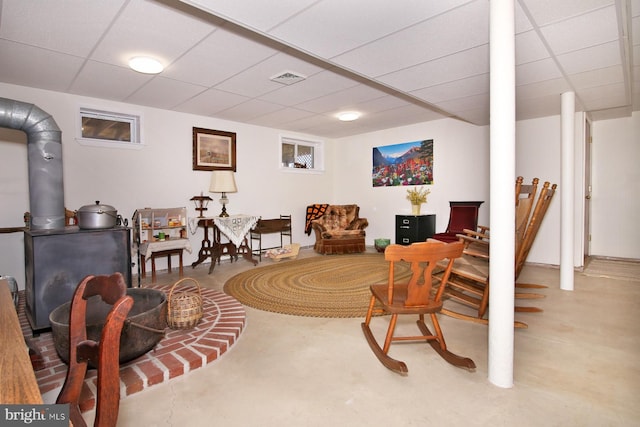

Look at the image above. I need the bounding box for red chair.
[432,201,483,243]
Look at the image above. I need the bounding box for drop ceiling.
[0,0,637,138]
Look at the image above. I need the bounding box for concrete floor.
[87,248,639,426]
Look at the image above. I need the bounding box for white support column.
[488,0,516,388]
[561,92,575,291]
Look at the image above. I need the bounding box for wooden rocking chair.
[361,241,475,375]
[439,177,557,328]
[56,273,133,427]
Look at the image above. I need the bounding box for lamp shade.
[209,171,237,193]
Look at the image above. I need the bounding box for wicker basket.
[167,278,203,329]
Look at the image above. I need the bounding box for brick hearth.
[19,284,246,412]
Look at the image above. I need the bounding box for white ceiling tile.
[250,108,317,127]
[435,93,489,113]
[180,0,317,32]
[362,104,449,129]
[579,82,627,108]
[0,40,84,92]
[213,99,284,121]
[521,0,614,26]
[0,0,635,136]
[516,77,573,100]
[556,41,621,74]
[516,58,563,85]
[125,77,208,109]
[590,105,633,120]
[91,0,214,67]
[633,15,640,45]
[379,45,489,91]
[539,6,619,55]
[515,30,550,65]
[172,87,248,116]
[283,113,340,130]
[213,51,325,97]
[295,85,391,114]
[301,121,372,139]
[515,1,534,33]
[0,0,125,56]
[454,107,489,125]
[569,66,624,90]
[350,95,412,115]
[410,74,489,103]
[68,60,152,101]
[257,70,360,106]
[268,0,472,58]
[163,27,278,87]
[332,0,489,77]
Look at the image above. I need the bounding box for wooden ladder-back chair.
[440,177,557,328]
[56,273,133,427]
[361,241,475,375]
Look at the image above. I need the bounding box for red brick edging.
[19,285,246,412]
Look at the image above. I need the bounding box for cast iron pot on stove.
[76,201,126,229]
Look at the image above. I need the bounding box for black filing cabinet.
[395,215,436,245]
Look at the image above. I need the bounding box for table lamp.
[209,171,237,217]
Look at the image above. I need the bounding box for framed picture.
[372,139,433,187]
[192,127,237,171]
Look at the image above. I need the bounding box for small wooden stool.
[141,248,184,283]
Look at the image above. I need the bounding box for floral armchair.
[310,204,369,254]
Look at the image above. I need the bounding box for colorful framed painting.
[372,139,433,187]
[192,127,237,171]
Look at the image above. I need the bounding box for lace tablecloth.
[139,238,192,259]
[213,215,258,247]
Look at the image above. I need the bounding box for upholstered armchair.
[310,204,368,254]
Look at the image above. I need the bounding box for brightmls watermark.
[0,405,68,426]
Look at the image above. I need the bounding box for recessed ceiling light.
[337,111,361,121]
[129,56,164,74]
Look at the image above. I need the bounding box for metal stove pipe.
[0,97,65,230]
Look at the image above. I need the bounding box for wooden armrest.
[457,233,489,259]
[457,234,489,246]
[461,228,490,240]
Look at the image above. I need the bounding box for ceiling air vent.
[270,71,306,85]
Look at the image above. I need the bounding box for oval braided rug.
[223,253,411,318]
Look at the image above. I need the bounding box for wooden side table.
[141,248,184,283]
[139,239,191,283]
[192,216,259,274]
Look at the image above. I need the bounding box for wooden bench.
[250,215,292,261]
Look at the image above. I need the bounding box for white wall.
[334,115,566,267]
[0,83,334,286]
[590,112,640,259]
[2,83,637,289]
[515,115,563,265]
[333,119,491,246]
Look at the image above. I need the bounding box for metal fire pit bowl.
[49,288,167,365]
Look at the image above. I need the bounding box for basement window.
[77,107,143,149]
[280,135,324,173]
